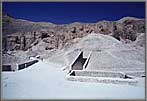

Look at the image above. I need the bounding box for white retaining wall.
[71,70,126,78]
[66,75,138,86]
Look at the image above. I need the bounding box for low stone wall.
[2,60,39,72]
[70,70,126,78]
[125,71,145,77]
[83,51,92,69]
[66,75,138,86]
[18,60,38,70]
[66,70,138,85]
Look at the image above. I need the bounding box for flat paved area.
[2,61,145,99]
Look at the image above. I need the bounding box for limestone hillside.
[2,13,145,51]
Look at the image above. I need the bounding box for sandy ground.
[2,60,145,100]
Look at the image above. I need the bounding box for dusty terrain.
[2,13,145,67]
[2,13,145,99]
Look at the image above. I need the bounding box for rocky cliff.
[2,13,145,52]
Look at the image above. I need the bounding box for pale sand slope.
[47,33,145,72]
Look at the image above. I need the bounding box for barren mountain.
[2,13,145,51]
[2,13,145,65]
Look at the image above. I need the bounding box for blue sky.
[2,2,145,24]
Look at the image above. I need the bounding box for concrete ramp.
[69,51,92,70]
[70,51,85,70]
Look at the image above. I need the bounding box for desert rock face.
[2,13,145,65]
[2,13,145,51]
